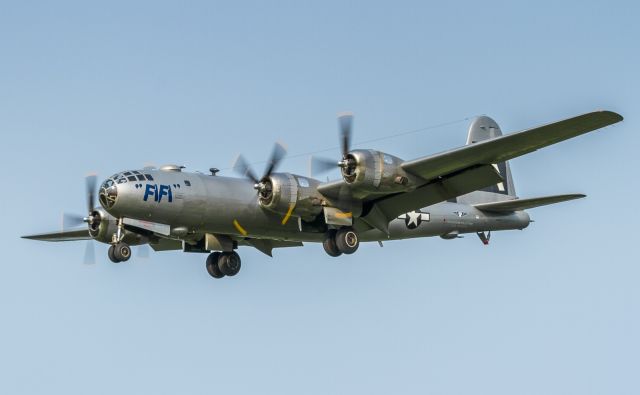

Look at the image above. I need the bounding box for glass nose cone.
[99,178,118,208]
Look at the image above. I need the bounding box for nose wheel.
[323,227,360,257]
[205,251,242,279]
[108,242,131,263]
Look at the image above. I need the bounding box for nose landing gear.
[108,242,131,263]
[205,251,242,279]
[323,227,360,257]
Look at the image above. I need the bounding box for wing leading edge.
[21,228,91,242]
[401,111,622,181]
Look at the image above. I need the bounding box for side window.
[297,177,310,187]
[184,180,191,186]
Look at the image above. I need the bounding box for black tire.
[113,242,131,262]
[322,232,342,257]
[206,252,225,278]
[108,245,120,263]
[335,228,359,255]
[218,252,241,276]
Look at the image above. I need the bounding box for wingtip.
[597,110,623,123]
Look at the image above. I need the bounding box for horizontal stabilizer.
[473,194,586,212]
[21,228,91,242]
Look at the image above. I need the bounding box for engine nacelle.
[341,149,418,196]
[88,208,117,242]
[258,173,323,221]
[88,208,146,245]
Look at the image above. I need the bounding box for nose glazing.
[99,178,118,209]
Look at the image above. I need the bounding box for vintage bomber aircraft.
[23,110,622,279]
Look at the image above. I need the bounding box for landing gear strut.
[108,218,131,263]
[205,251,242,279]
[323,227,360,257]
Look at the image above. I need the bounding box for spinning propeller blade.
[309,156,338,176]
[83,241,96,265]
[86,174,97,214]
[233,142,288,183]
[233,155,260,184]
[263,142,287,179]
[310,112,355,176]
[63,213,85,228]
[338,111,353,158]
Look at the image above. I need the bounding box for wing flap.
[149,238,183,251]
[474,194,586,212]
[241,239,303,257]
[402,111,622,181]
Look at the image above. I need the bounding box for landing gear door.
[323,207,353,226]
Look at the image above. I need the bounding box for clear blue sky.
[1,1,638,394]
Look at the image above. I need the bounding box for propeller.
[233,142,287,193]
[137,244,151,259]
[310,112,356,176]
[83,241,96,265]
[62,174,100,264]
[338,111,353,158]
[62,174,99,226]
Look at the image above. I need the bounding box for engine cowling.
[257,173,323,221]
[87,208,146,245]
[87,208,117,242]
[340,149,418,197]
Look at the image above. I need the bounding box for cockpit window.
[136,174,145,181]
[123,172,132,176]
[132,171,141,175]
[145,174,154,181]
[127,176,136,181]
[184,180,191,186]
[117,178,127,184]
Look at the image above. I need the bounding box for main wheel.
[206,252,225,278]
[218,252,241,276]
[113,242,131,262]
[108,245,120,263]
[335,228,359,254]
[323,231,342,257]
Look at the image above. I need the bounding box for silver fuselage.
[101,169,530,244]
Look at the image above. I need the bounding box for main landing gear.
[206,251,242,279]
[323,227,360,257]
[108,242,131,263]
[108,218,131,263]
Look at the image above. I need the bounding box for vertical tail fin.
[457,116,517,204]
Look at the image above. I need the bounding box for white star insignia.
[406,211,421,227]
